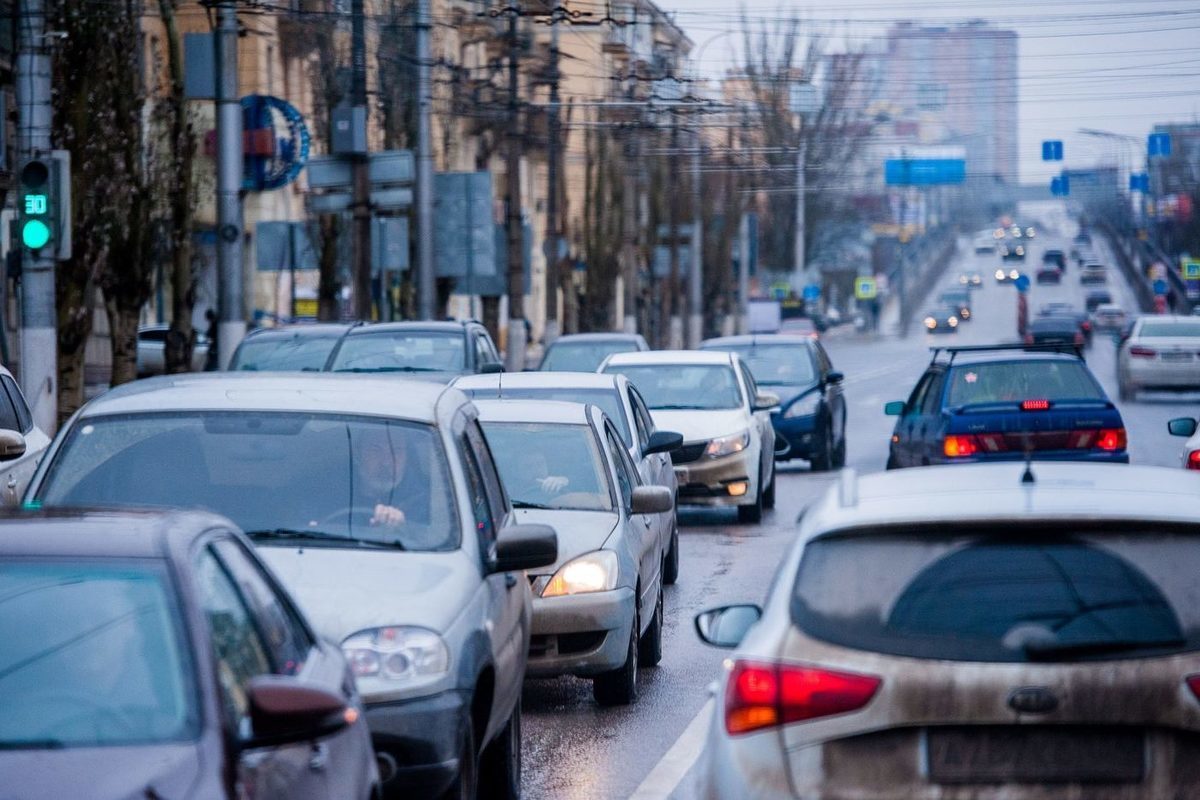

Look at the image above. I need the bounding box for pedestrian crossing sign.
[855,276,877,300]
[1182,258,1200,280]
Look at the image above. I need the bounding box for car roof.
[604,349,734,367]
[455,371,622,391]
[343,321,476,336]
[0,508,234,559]
[242,323,355,339]
[700,334,817,349]
[547,333,645,344]
[805,463,1200,536]
[75,372,459,422]
[937,351,1083,367]
[473,398,596,425]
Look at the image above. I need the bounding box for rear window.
[946,360,1103,406]
[1139,321,1200,338]
[1029,317,1076,333]
[791,527,1200,663]
[229,334,340,371]
[461,386,631,446]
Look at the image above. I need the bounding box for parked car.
[1092,303,1128,332]
[699,334,847,471]
[26,373,559,799]
[1025,315,1084,348]
[137,324,209,376]
[228,323,355,372]
[885,343,1127,468]
[326,320,504,382]
[474,400,673,706]
[1085,288,1114,313]
[0,508,380,800]
[453,371,682,583]
[1035,265,1062,285]
[1080,263,1108,285]
[921,306,960,334]
[0,364,50,506]
[693,462,1200,799]
[601,350,778,523]
[538,332,649,372]
[1117,316,1200,401]
[1042,248,1066,269]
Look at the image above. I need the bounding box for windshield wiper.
[247,528,409,550]
[1024,636,1184,661]
[0,739,65,750]
[511,500,556,510]
[333,366,444,373]
[652,403,713,410]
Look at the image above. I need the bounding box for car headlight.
[948,316,959,327]
[343,626,450,682]
[925,316,937,329]
[705,430,750,457]
[995,269,1005,280]
[1009,269,1019,279]
[542,550,618,597]
[784,391,822,419]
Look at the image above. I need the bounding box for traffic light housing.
[17,151,70,260]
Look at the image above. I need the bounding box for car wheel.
[594,608,639,706]
[479,698,521,800]
[663,520,680,585]
[736,483,763,524]
[762,466,776,509]
[439,719,478,800]
[810,427,834,472]
[638,580,664,667]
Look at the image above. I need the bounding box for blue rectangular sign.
[884,158,966,186]
[1149,132,1172,158]
[1041,140,1063,161]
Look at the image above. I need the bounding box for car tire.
[885,453,898,470]
[810,427,834,472]
[762,467,776,509]
[638,580,664,667]
[594,608,639,706]
[439,719,478,800]
[736,484,764,524]
[663,521,680,585]
[479,697,521,800]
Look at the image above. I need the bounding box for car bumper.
[526,586,635,678]
[773,414,819,460]
[1126,360,1200,389]
[939,449,1129,465]
[364,688,469,797]
[673,451,756,506]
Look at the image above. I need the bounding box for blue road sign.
[1041,140,1063,161]
[1050,175,1070,196]
[1149,133,1172,158]
[884,158,966,186]
[1014,274,1031,293]
[1154,279,1169,296]
[1130,173,1150,193]
[802,284,821,302]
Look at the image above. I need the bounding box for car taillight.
[1188,451,1200,470]
[1081,320,1092,331]
[1130,346,1156,358]
[725,660,881,736]
[1095,428,1127,451]
[1021,399,1050,411]
[943,434,979,457]
[1185,674,1200,701]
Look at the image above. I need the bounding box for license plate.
[927,727,1144,784]
[1162,351,1192,362]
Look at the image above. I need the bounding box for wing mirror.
[644,430,683,456]
[480,362,504,375]
[242,675,354,749]
[0,429,27,461]
[825,370,844,384]
[1168,417,1198,438]
[752,392,781,412]
[695,604,763,648]
[884,400,905,416]
[493,523,558,572]
[630,485,673,515]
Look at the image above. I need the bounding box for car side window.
[906,373,933,415]
[604,427,634,509]
[814,343,833,376]
[626,389,650,450]
[212,539,313,676]
[739,363,759,406]
[0,377,32,433]
[195,547,272,732]
[473,335,491,369]
[0,378,23,433]
[459,431,497,558]
[921,373,947,415]
[467,420,508,530]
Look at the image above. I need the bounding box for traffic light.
[16,150,70,260]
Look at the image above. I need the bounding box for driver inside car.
[351,425,429,530]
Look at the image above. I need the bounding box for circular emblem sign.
[241,95,310,192]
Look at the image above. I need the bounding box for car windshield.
[704,345,816,388]
[330,331,464,373]
[946,361,1103,406]
[603,364,742,410]
[461,386,632,446]
[35,413,460,551]
[480,422,613,512]
[1139,321,1200,338]
[229,333,340,371]
[0,560,198,748]
[792,528,1198,663]
[541,341,639,372]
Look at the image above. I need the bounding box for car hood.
[0,742,213,799]
[514,508,618,574]
[647,408,749,443]
[257,546,474,642]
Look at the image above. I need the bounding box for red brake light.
[725,660,880,736]
[1186,674,1200,701]
[943,434,979,457]
[1021,399,1050,411]
[1130,346,1156,358]
[1095,428,1127,451]
[1081,321,1092,331]
[1188,451,1200,471]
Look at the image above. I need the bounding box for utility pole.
[415,0,435,320]
[621,106,638,334]
[350,0,372,320]
[16,0,56,431]
[794,131,806,293]
[542,12,562,345]
[666,116,682,348]
[738,213,750,334]
[504,8,526,370]
[688,130,703,348]
[215,2,245,368]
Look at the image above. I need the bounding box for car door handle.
[309,742,329,772]
[5,476,15,490]
[505,573,517,589]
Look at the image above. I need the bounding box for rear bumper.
[939,449,1129,465]
[525,587,635,677]
[1125,361,1200,389]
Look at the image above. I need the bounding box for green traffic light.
[21,219,50,250]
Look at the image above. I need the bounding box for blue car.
[699,334,847,471]
[885,344,1128,469]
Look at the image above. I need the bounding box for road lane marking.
[627,698,714,800]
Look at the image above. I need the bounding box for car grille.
[672,442,709,464]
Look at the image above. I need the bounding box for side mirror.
[694,604,763,648]
[752,392,780,412]
[630,485,673,515]
[644,430,683,456]
[825,370,844,385]
[883,400,905,416]
[0,429,27,461]
[243,675,354,748]
[480,362,504,375]
[1168,417,1198,438]
[494,523,558,572]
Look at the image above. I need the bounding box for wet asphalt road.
[519,213,1195,800]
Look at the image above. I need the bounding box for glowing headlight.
[1016,246,1025,256]
[925,316,937,329]
[783,390,822,419]
[542,550,618,597]
[995,269,1005,280]
[343,627,450,682]
[948,316,959,327]
[1009,269,1019,279]
[705,430,750,457]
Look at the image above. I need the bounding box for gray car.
[26,373,557,800]
[474,399,674,706]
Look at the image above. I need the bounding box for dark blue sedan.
[885,344,1128,469]
[700,334,847,471]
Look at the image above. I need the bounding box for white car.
[600,350,778,523]
[1117,316,1200,400]
[0,364,50,505]
[1168,415,1200,469]
[453,371,683,583]
[694,462,1200,799]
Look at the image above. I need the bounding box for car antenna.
[1021,438,1036,484]
[497,370,503,399]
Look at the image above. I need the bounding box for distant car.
[1042,248,1066,269]
[1117,316,1200,401]
[1080,263,1108,285]
[693,462,1200,799]
[475,400,673,706]
[601,350,778,523]
[1025,315,1084,348]
[937,288,971,321]
[999,243,1025,262]
[1085,288,1114,313]
[1092,303,1128,332]
[777,316,821,338]
[0,364,50,506]
[922,306,960,334]
[228,323,355,372]
[26,374,559,799]
[1035,266,1062,285]
[885,344,1127,468]
[136,324,209,376]
[325,320,503,382]
[973,237,997,255]
[994,267,1020,284]
[537,332,649,372]
[699,334,847,471]
[1074,229,1092,245]
[0,509,380,800]
[957,271,983,288]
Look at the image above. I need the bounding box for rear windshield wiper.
[511,500,556,510]
[1024,636,1184,661]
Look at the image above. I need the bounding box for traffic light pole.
[16,0,57,432]
[215,2,245,368]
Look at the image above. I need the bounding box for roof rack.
[929,342,1084,366]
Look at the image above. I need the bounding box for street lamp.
[790,81,821,295]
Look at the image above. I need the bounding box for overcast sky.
[651,0,1200,184]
